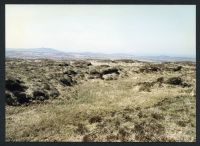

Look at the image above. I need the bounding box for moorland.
[6,58,196,142]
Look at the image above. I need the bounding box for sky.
[6,5,196,57]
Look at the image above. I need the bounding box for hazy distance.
[6,5,196,58]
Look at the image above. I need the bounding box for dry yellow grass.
[6,59,196,142]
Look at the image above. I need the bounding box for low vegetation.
[6,58,196,142]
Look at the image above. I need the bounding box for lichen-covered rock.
[6,91,18,106]
[60,75,74,86]
[58,62,69,66]
[72,61,92,67]
[6,90,30,105]
[64,69,77,76]
[6,78,27,92]
[89,68,100,75]
[165,77,182,85]
[100,67,119,75]
[32,90,49,101]
[139,64,163,73]
[99,64,110,68]
[5,78,30,105]
[49,88,60,98]
[102,73,118,80]
[116,59,136,63]
[13,91,29,104]
[173,66,182,71]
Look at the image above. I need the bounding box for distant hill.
[135,55,195,62]
[6,48,74,60]
[6,48,195,62]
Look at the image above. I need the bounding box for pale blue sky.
[6,5,196,57]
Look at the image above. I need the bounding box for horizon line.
[6,47,196,58]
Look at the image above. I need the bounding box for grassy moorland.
[5,59,196,142]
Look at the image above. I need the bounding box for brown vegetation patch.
[134,118,165,142]
[72,60,92,67]
[89,116,102,124]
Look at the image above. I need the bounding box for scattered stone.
[60,75,74,86]
[6,91,18,106]
[100,67,119,75]
[139,65,161,73]
[173,66,182,71]
[6,78,27,92]
[99,65,110,68]
[13,91,29,104]
[64,69,77,76]
[116,59,135,63]
[165,77,182,85]
[49,88,60,98]
[33,90,49,101]
[88,67,102,79]
[89,68,100,75]
[58,63,69,66]
[72,61,92,67]
[102,73,118,80]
